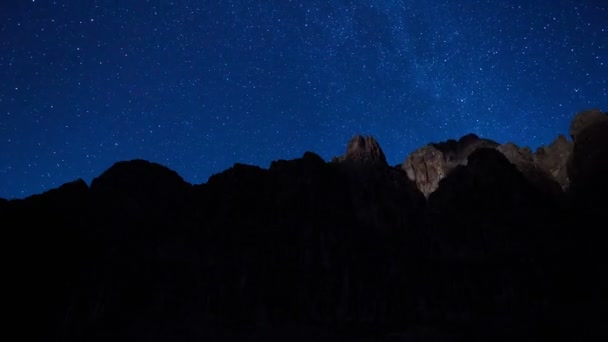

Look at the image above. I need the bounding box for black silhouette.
[4,109,607,341]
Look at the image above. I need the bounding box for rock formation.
[334,135,388,165]
[403,132,573,197]
[569,108,607,141]
[497,143,563,194]
[2,109,607,341]
[533,134,572,189]
[567,109,608,199]
[402,133,498,197]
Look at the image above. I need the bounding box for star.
[0,0,606,198]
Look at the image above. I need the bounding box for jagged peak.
[458,132,480,145]
[343,135,388,165]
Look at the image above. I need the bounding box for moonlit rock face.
[344,135,388,165]
[404,131,574,196]
[402,134,499,197]
[402,145,447,197]
[533,135,572,190]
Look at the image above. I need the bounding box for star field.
[1,0,606,198]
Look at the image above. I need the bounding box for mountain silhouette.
[3,109,607,341]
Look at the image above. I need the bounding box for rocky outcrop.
[533,134,572,189]
[569,108,607,142]
[402,134,498,197]
[335,135,388,165]
[567,109,608,198]
[495,135,572,192]
[401,145,447,198]
[404,132,573,196]
[497,143,563,195]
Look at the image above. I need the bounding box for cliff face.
[402,134,499,197]
[403,132,573,198]
[3,110,607,341]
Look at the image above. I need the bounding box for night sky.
[1,1,606,199]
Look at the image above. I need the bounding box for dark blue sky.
[1,0,606,199]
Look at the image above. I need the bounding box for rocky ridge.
[3,108,607,341]
[402,125,576,197]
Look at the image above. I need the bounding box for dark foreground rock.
[3,110,607,341]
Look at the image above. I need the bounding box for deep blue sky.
[1,0,606,199]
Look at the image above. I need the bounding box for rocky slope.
[2,109,607,341]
